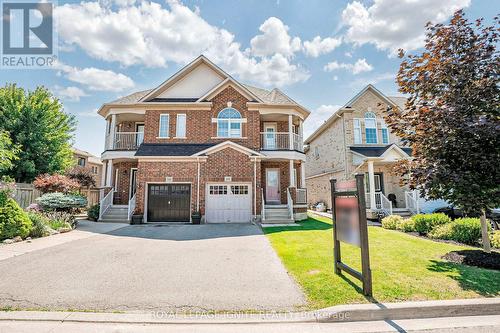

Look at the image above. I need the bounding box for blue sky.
[1,0,497,156]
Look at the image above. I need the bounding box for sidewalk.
[0,220,127,261]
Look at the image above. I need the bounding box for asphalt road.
[0,223,305,312]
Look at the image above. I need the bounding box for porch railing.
[107,132,144,150]
[128,193,136,221]
[287,188,294,220]
[296,188,307,204]
[405,190,420,215]
[261,189,266,222]
[99,188,114,220]
[260,132,303,152]
[366,191,393,216]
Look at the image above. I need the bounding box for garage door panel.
[206,184,251,223]
[147,184,191,222]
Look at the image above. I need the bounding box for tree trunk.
[480,210,491,253]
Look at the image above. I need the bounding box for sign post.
[330,174,372,296]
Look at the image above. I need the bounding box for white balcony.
[260,132,303,152]
[106,132,144,150]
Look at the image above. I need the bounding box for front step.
[261,219,295,224]
[99,205,129,223]
[391,209,412,217]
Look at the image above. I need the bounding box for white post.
[289,159,295,188]
[196,158,200,211]
[109,114,117,150]
[100,161,106,188]
[288,114,293,150]
[300,162,306,189]
[106,159,113,187]
[367,160,376,210]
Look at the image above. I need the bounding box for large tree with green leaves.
[0,130,20,173]
[386,11,499,251]
[0,84,76,182]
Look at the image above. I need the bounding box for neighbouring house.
[72,147,103,187]
[304,85,444,219]
[97,55,309,223]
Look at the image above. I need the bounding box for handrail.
[375,192,393,216]
[99,188,114,220]
[287,188,294,220]
[405,190,420,215]
[261,188,265,222]
[128,193,136,221]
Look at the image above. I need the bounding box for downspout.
[196,157,201,211]
[253,157,257,218]
[338,113,349,180]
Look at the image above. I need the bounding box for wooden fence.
[12,183,102,209]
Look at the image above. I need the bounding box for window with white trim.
[176,114,186,138]
[217,108,242,138]
[353,119,362,144]
[381,121,389,144]
[158,114,169,138]
[364,112,378,144]
[314,146,320,159]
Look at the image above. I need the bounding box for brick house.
[304,85,444,219]
[97,55,309,223]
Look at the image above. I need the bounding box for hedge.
[428,218,485,245]
[0,198,32,240]
[412,213,451,234]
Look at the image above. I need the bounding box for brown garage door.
[147,184,191,222]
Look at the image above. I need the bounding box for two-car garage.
[146,183,252,223]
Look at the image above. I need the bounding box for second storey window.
[77,157,86,167]
[353,119,362,144]
[159,114,169,138]
[176,114,186,138]
[217,107,242,138]
[381,121,389,144]
[364,112,378,144]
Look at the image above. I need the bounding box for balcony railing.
[260,132,303,152]
[107,132,144,150]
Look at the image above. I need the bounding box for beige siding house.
[304,85,420,218]
[72,147,103,187]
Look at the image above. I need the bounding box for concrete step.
[102,215,128,220]
[265,212,290,218]
[265,204,288,209]
[262,219,295,224]
[98,219,129,223]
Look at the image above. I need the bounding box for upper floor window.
[353,119,362,144]
[176,114,186,138]
[381,121,389,144]
[314,146,320,159]
[159,114,169,138]
[364,112,378,144]
[217,107,242,138]
[77,157,86,167]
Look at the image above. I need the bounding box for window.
[381,121,389,144]
[364,112,378,144]
[158,114,169,138]
[353,119,362,144]
[176,114,186,138]
[231,185,249,195]
[217,108,242,138]
[91,166,98,174]
[365,173,382,193]
[77,157,86,167]
[314,146,320,159]
[209,185,228,195]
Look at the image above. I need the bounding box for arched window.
[217,107,242,137]
[364,112,378,144]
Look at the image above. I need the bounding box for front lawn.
[263,213,500,309]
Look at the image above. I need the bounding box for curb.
[0,298,499,324]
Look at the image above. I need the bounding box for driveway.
[0,222,305,312]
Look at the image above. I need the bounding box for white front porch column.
[100,161,107,187]
[367,160,376,210]
[105,159,113,188]
[300,162,306,189]
[289,159,295,187]
[109,114,116,150]
[298,118,303,138]
[288,114,293,150]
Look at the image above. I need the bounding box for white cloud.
[304,104,342,139]
[303,36,342,58]
[54,62,135,92]
[250,17,301,57]
[323,58,373,74]
[341,0,471,54]
[54,86,88,102]
[349,72,395,89]
[55,1,309,87]
[77,108,100,118]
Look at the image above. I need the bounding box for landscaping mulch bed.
[442,250,500,270]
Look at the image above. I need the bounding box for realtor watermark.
[1,0,57,68]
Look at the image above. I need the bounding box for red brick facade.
[112,161,138,205]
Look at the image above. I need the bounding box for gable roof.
[192,141,263,157]
[350,144,411,158]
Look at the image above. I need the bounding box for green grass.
[263,213,500,309]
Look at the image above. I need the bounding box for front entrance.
[205,184,252,223]
[265,169,280,203]
[147,184,191,222]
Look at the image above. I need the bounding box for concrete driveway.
[0,222,305,312]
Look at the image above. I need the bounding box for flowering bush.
[43,211,76,229]
[33,174,79,194]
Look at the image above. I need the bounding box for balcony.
[106,132,144,150]
[260,132,303,152]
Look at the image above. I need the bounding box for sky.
[1,0,497,157]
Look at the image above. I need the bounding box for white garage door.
[206,184,252,223]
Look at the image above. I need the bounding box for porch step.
[391,209,412,217]
[99,205,129,222]
[265,204,288,209]
[261,219,295,224]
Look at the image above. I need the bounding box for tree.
[66,166,96,189]
[386,10,499,252]
[33,174,80,194]
[0,84,76,182]
[0,131,20,173]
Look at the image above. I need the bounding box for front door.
[266,169,280,203]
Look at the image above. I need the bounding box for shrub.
[429,218,485,245]
[87,204,99,221]
[397,218,416,232]
[27,212,52,238]
[0,198,32,240]
[26,203,41,212]
[66,166,96,188]
[412,213,451,234]
[33,174,79,194]
[44,211,76,229]
[490,231,500,249]
[0,179,15,206]
[36,192,87,211]
[382,215,404,230]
